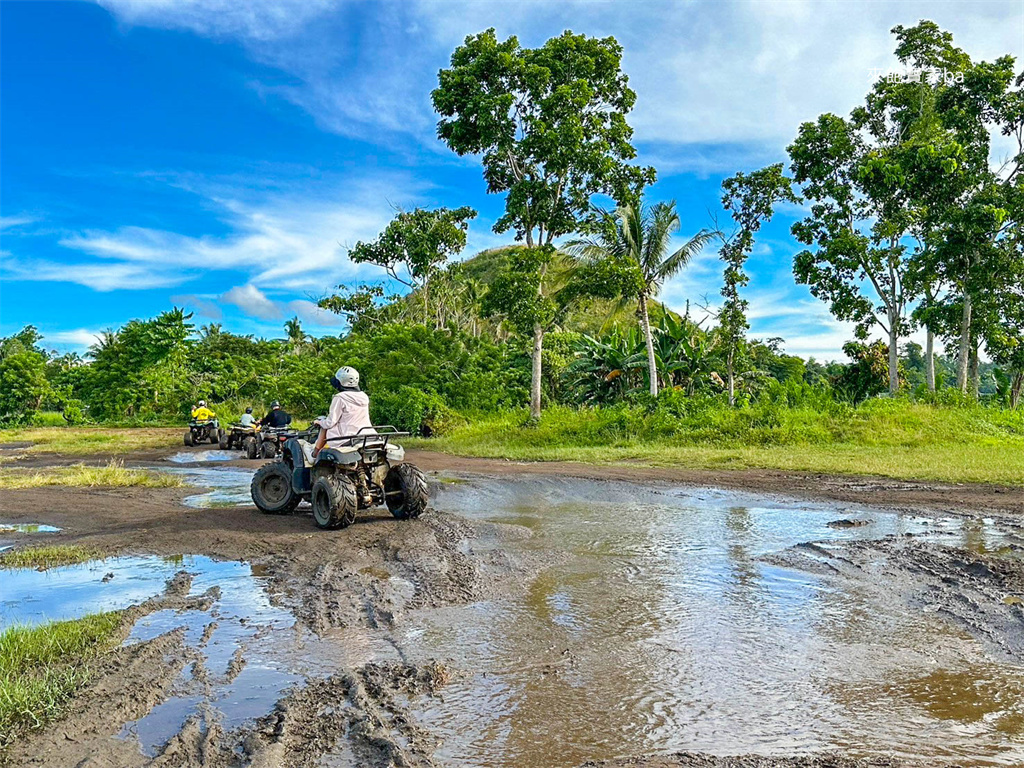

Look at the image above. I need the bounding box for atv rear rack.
[324,425,408,450]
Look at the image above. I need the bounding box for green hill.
[452,246,683,336]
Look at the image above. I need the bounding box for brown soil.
[0,444,1019,767]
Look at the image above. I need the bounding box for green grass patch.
[0,427,179,456]
[0,459,184,490]
[0,612,122,747]
[0,545,101,570]
[409,400,1024,486]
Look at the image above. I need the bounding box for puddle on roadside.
[386,476,1024,768]
[166,450,236,464]
[7,471,1024,766]
[0,522,61,533]
[158,465,257,508]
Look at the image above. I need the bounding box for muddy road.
[1,446,1023,767]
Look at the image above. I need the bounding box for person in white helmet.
[312,366,374,456]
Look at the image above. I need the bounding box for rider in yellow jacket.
[191,401,216,421]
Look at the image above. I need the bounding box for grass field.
[0,426,179,456]
[0,612,122,747]
[0,545,102,570]
[0,460,184,490]
[410,401,1024,485]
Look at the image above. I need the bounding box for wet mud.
[1,447,1023,766]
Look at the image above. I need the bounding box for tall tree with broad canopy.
[567,201,712,397]
[718,164,800,405]
[787,21,993,395]
[345,206,477,327]
[884,21,1023,395]
[432,28,654,418]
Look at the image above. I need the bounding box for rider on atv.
[312,366,374,457]
[239,406,256,427]
[261,401,292,429]
[192,400,216,422]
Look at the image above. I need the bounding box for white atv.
[249,426,428,529]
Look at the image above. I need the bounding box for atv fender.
[283,439,312,494]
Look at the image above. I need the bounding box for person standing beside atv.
[261,401,292,429]
[312,366,374,456]
[239,407,256,427]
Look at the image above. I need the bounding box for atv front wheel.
[218,429,229,449]
[251,462,300,514]
[311,475,357,530]
[384,463,428,520]
[184,430,194,447]
[243,436,258,459]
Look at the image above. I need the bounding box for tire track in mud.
[765,534,1024,664]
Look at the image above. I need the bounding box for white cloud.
[286,299,345,327]
[0,215,38,230]
[221,284,280,320]
[93,0,1024,157]
[44,328,105,350]
[2,257,189,291]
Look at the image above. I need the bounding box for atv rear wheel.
[243,436,258,459]
[384,463,428,520]
[260,441,277,459]
[209,429,219,445]
[184,430,194,447]
[218,429,229,449]
[251,462,300,514]
[311,475,357,530]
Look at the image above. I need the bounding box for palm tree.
[568,201,713,396]
[284,317,307,354]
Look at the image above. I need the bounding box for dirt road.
[1,444,1021,766]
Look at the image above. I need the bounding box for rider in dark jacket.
[261,401,292,429]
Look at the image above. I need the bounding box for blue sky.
[1,0,1021,360]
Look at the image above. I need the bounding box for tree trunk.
[957,291,972,393]
[887,322,899,395]
[727,349,735,407]
[639,294,658,398]
[1012,372,1024,409]
[925,326,935,392]
[530,323,544,421]
[969,342,980,398]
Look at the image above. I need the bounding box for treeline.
[0,305,1012,433]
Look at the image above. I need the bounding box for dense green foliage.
[1,21,1020,460]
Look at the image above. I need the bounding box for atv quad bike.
[250,426,428,529]
[219,422,259,453]
[184,418,219,446]
[255,423,318,459]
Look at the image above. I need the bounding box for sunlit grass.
[0,612,122,747]
[0,545,101,570]
[0,460,184,490]
[0,427,179,456]
[409,402,1024,486]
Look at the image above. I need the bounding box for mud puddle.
[166,450,236,464]
[158,464,258,508]
[394,477,1024,767]
[7,472,1024,766]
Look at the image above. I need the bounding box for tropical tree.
[284,316,307,354]
[718,164,800,404]
[432,28,654,417]
[345,206,477,327]
[567,201,712,396]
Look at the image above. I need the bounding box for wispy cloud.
[221,284,280,320]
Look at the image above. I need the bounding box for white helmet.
[334,366,359,388]
[198,400,206,406]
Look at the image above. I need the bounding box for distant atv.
[254,424,317,460]
[184,418,219,446]
[250,427,428,529]
[219,422,260,455]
